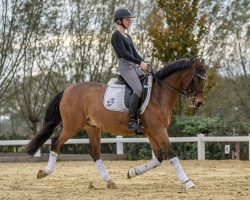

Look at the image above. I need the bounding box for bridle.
[148,64,207,104]
[181,68,207,106]
[182,68,207,96]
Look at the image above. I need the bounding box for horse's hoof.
[183,180,195,189]
[127,166,137,179]
[107,179,117,189]
[37,170,49,179]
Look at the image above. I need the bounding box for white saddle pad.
[103,75,153,114]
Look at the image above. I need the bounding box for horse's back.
[63,82,105,101]
[66,82,107,94]
[60,81,107,117]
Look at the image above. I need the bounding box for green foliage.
[124,142,152,160]
[198,0,250,121]
[148,0,218,115]
[196,74,250,122]
[0,133,29,153]
[168,116,250,160]
[121,116,250,160]
[0,133,29,140]
[167,115,250,137]
[148,0,208,62]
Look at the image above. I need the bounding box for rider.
[111,8,149,131]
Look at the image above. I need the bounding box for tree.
[148,0,212,115]
[198,0,249,121]
[2,0,67,134]
[1,0,155,135]
[149,0,208,61]
[0,0,29,100]
[62,0,153,84]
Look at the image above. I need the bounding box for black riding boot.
[128,93,144,131]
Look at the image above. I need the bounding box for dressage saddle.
[115,74,149,110]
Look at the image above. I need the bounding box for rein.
[148,64,207,103]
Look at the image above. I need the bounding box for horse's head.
[183,59,207,107]
[153,58,207,107]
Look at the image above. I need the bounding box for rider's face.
[122,17,132,29]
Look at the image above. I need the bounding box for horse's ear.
[200,59,205,65]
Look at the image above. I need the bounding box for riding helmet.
[113,8,134,22]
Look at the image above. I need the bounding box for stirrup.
[128,122,144,131]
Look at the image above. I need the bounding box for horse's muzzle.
[195,101,204,107]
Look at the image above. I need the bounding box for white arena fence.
[0,134,250,160]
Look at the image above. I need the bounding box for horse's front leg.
[85,125,116,189]
[127,134,163,178]
[154,128,195,189]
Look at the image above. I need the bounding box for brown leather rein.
[148,65,207,103]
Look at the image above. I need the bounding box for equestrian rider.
[111,8,150,131]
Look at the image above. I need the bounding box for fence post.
[198,134,205,160]
[249,134,250,161]
[34,149,41,157]
[116,136,124,154]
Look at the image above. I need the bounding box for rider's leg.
[127,93,143,131]
[119,62,144,131]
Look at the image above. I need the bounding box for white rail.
[0,134,250,160]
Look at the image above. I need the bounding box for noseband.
[150,66,207,103]
[180,68,207,97]
[180,68,207,106]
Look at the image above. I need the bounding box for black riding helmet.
[114,8,134,29]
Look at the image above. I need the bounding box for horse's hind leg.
[127,134,163,179]
[84,125,117,189]
[37,125,84,179]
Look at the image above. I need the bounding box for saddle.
[115,74,149,109]
[103,74,153,114]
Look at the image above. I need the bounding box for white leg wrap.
[169,157,189,183]
[45,151,58,174]
[95,159,111,182]
[135,158,162,175]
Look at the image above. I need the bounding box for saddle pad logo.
[106,98,115,106]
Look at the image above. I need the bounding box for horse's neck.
[152,71,184,109]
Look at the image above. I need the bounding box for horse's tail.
[26,91,64,155]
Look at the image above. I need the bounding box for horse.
[26,58,207,189]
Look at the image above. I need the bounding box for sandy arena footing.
[0,160,250,200]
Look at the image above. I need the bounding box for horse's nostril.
[196,102,202,107]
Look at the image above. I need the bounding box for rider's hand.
[140,61,151,72]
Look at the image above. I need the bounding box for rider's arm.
[127,35,145,62]
[111,32,142,65]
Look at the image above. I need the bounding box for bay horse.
[26,58,207,189]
